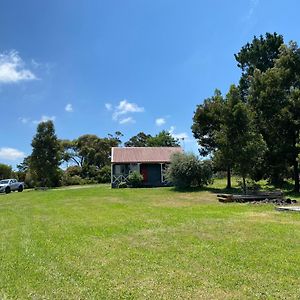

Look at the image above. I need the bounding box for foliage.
[30,121,62,187]
[148,130,180,147]
[249,42,300,191]
[24,171,35,188]
[193,32,300,192]
[65,165,82,177]
[61,174,84,186]
[235,32,284,98]
[125,130,180,147]
[0,163,12,179]
[124,132,152,147]
[215,85,267,192]
[166,152,213,188]
[192,89,225,156]
[127,171,143,187]
[97,165,111,183]
[61,132,122,170]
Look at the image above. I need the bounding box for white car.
[0,179,24,194]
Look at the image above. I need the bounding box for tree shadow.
[171,185,242,194]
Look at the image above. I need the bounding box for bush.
[61,174,83,186]
[97,165,111,183]
[0,163,12,179]
[127,171,143,188]
[24,171,36,188]
[166,153,213,188]
[65,166,82,177]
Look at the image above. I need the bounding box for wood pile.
[217,190,285,203]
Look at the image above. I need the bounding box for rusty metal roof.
[111,147,183,163]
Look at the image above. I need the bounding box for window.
[114,164,130,175]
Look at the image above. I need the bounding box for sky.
[1,0,300,168]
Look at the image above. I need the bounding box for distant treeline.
[0,123,179,187]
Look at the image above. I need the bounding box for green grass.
[1,180,300,299]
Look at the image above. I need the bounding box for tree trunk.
[226,165,231,189]
[293,159,299,193]
[243,177,247,195]
[292,132,299,193]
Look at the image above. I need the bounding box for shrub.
[127,171,143,188]
[97,165,111,183]
[65,166,82,177]
[61,174,83,186]
[0,163,12,179]
[24,171,36,188]
[166,153,213,188]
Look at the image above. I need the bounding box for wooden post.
[111,164,113,188]
[160,163,163,183]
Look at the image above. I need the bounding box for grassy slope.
[0,181,300,299]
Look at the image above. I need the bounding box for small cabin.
[111,147,183,188]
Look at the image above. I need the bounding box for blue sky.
[1,0,300,168]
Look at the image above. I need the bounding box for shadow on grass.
[171,186,242,194]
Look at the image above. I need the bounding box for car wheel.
[18,185,24,192]
[5,187,11,194]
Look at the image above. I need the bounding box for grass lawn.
[1,180,300,299]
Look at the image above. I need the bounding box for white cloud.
[33,115,56,124]
[65,103,73,112]
[0,147,25,161]
[155,118,166,126]
[112,99,144,120]
[169,126,189,141]
[19,117,30,124]
[119,117,135,124]
[105,103,112,111]
[0,50,37,83]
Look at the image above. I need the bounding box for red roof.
[111,147,183,163]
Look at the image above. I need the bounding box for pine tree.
[30,121,61,187]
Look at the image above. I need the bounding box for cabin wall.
[111,162,170,188]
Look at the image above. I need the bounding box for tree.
[148,130,180,147]
[235,32,284,99]
[249,42,300,191]
[166,152,213,188]
[0,163,12,179]
[125,131,179,147]
[124,132,152,147]
[61,132,122,179]
[214,85,267,192]
[30,121,62,187]
[192,90,232,187]
[61,139,83,167]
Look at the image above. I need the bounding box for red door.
[140,165,148,182]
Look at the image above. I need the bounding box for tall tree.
[235,32,284,99]
[192,90,233,187]
[216,85,266,193]
[249,42,300,191]
[30,121,61,187]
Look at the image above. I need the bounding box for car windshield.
[0,180,9,184]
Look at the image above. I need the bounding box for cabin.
[111,147,183,188]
